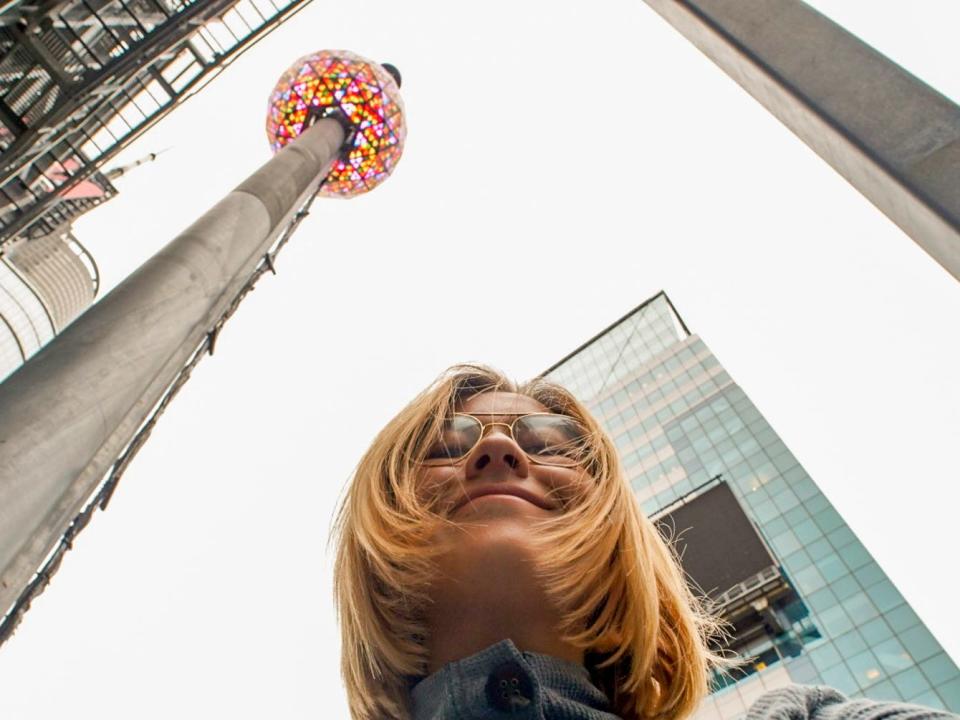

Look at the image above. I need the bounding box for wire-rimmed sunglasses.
[420,412,590,467]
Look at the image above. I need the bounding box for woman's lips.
[452,486,554,513]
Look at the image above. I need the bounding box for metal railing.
[0,0,314,246]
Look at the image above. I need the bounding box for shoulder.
[746,685,957,720]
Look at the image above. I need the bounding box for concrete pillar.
[642,0,960,281]
[0,118,345,618]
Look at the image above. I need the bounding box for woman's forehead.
[457,391,549,416]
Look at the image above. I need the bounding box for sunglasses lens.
[422,415,482,464]
[513,415,589,466]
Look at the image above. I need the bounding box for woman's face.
[415,390,595,671]
[417,390,590,521]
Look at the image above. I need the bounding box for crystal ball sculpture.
[266,50,405,198]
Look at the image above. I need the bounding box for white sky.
[2,1,959,717]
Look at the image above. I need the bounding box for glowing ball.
[266,50,405,198]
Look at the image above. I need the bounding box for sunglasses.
[420,412,590,467]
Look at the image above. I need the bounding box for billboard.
[655,481,776,599]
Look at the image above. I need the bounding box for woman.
[330,365,953,720]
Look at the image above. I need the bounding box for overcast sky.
[2,1,959,717]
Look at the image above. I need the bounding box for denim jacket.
[409,639,958,720]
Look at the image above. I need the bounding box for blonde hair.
[330,364,726,720]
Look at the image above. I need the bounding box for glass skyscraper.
[544,292,959,718]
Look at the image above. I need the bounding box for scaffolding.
[0,0,314,247]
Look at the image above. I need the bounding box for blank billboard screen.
[655,482,775,599]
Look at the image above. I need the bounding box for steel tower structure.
[0,0,315,247]
[0,0,314,379]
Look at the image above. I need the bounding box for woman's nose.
[465,431,530,479]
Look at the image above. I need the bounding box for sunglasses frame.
[419,411,590,468]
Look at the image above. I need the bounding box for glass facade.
[544,293,960,718]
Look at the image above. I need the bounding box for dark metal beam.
[641,0,960,281]
[0,0,240,175]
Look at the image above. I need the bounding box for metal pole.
[641,0,960,282]
[0,118,345,618]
